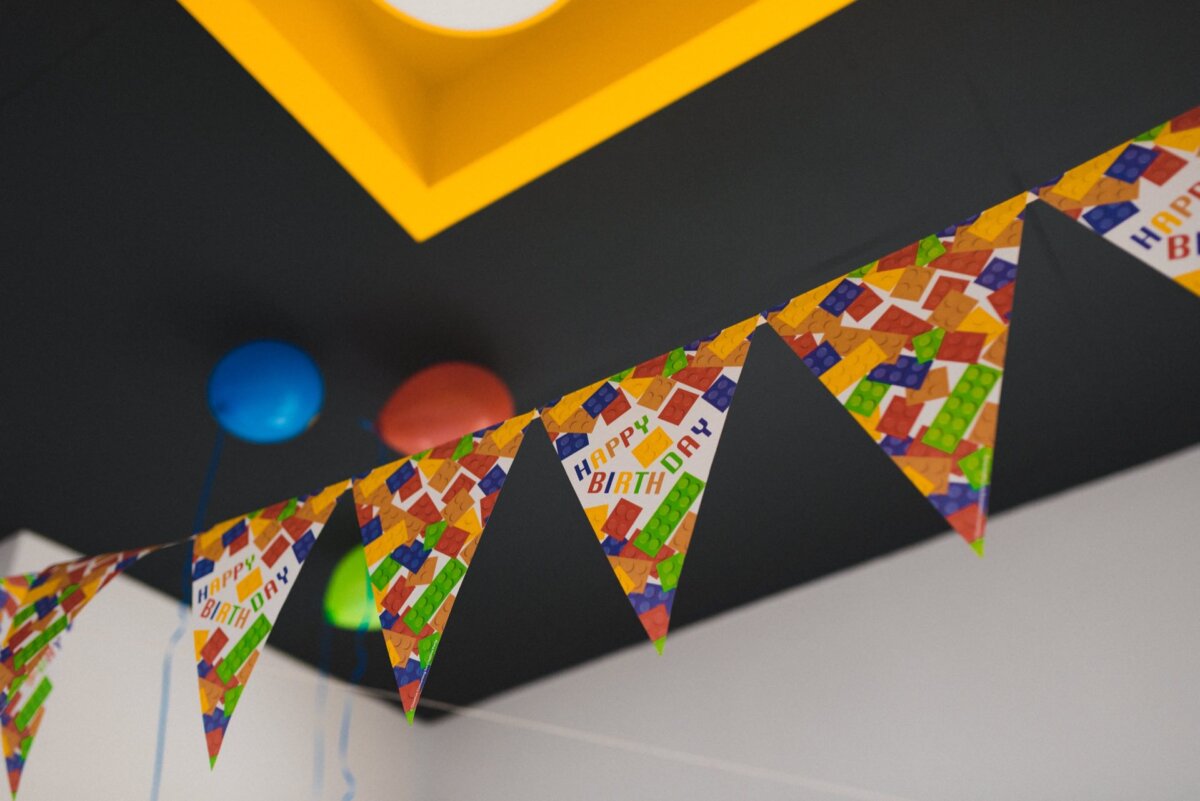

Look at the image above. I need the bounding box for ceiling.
[2,0,1199,716]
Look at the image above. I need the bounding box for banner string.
[339,683,920,801]
[149,429,224,801]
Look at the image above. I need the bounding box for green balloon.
[324,547,380,631]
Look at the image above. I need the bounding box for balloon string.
[311,623,333,801]
[338,628,369,801]
[149,430,224,801]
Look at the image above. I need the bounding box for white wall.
[4,444,1199,801]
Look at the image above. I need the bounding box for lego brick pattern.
[540,316,757,651]
[764,194,1030,552]
[352,411,537,722]
[191,480,349,766]
[0,546,158,797]
[1036,104,1200,299]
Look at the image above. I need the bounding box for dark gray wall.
[2,0,1198,710]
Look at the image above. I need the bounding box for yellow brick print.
[584,505,609,539]
[1176,269,1200,297]
[957,307,1005,343]
[901,464,935,496]
[491,411,535,448]
[631,427,673,468]
[612,564,636,595]
[967,193,1027,242]
[819,339,886,396]
[235,568,263,602]
[353,467,389,502]
[456,507,483,538]
[773,281,835,328]
[363,521,408,565]
[417,457,444,479]
[1052,144,1125,201]
[861,267,904,292]
[618,376,653,398]
[1156,126,1200,152]
[193,630,209,660]
[547,380,607,425]
[707,315,758,359]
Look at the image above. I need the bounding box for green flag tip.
[653,636,666,656]
[970,538,985,558]
[208,755,218,770]
[405,708,416,725]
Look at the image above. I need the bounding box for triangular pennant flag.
[764,194,1029,553]
[1034,104,1200,298]
[0,546,159,797]
[352,411,537,722]
[191,481,349,766]
[541,316,758,652]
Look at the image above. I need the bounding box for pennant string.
[340,684,920,801]
[149,429,224,801]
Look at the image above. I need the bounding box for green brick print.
[662,347,688,378]
[1133,124,1164,142]
[634,473,704,557]
[657,553,685,591]
[14,616,68,671]
[422,521,448,551]
[609,367,634,383]
[417,632,441,670]
[848,260,878,278]
[912,328,945,363]
[223,684,245,717]
[14,677,52,732]
[845,379,888,416]
[405,559,466,635]
[12,604,36,628]
[958,446,994,491]
[370,557,402,592]
[411,449,431,462]
[278,497,298,521]
[921,365,1001,454]
[216,615,272,684]
[915,234,947,266]
[451,434,474,461]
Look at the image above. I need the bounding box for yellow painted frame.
[178,0,854,240]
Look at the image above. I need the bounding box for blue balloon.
[207,341,324,444]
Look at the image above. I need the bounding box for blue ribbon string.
[149,430,224,801]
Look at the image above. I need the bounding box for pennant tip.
[969,538,985,558]
[653,636,666,656]
[405,708,416,726]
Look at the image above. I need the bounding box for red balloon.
[376,362,515,455]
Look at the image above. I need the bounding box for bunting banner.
[540,317,757,651]
[191,481,349,766]
[351,411,537,722]
[3,102,1199,796]
[0,547,159,796]
[764,193,1027,553]
[1035,105,1200,298]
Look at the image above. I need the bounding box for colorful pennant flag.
[764,194,1028,553]
[191,481,349,766]
[0,547,159,797]
[541,317,757,652]
[351,412,537,722]
[1034,105,1200,298]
